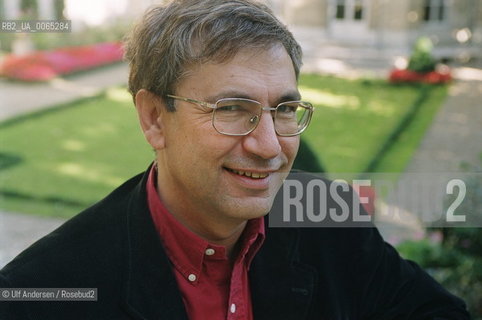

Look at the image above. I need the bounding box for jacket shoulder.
[293,224,470,318]
[0,172,145,288]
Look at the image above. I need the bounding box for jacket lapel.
[121,168,189,320]
[250,225,317,320]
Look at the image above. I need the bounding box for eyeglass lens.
[213,99,310,135]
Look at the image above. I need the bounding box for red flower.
[353,185,376,216]
[0,42,124,81]
[389,68,451,84]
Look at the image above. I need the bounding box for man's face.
[155,45,300,234]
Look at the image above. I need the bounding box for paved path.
[375,76,482,244]
[0,212,65,268]
[0,63,129,121]
[404,79,482,172]
[1,54,481,268]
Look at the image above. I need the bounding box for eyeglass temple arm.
[166,95,216,109]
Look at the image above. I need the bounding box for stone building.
[0,0,60,20]
[2,0,481,64]
[270,0,482,65]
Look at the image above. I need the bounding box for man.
[0,0,470,319]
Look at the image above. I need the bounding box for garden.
[0,76,447,217]
[0,38,480,317]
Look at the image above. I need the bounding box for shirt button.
[188,274,197,282]
[205,248,215,256]
[230,303,236,313]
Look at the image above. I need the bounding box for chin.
[225,197,273,220]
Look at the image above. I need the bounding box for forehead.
[175,45,299,103]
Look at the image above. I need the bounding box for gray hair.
[123,0,302,111]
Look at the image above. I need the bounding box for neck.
[206,222,247,260]
[163,202,248,259]
[155,168,248,259]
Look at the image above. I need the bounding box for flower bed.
[355,185,376,216]
[0,42,123,81]
[389,68,452,84]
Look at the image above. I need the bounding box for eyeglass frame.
[166,94,314,137]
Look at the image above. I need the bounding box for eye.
[277,104,297,114]
[217,104,243,112]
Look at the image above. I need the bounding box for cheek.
[281,137,300,163]
[201,132,240,157]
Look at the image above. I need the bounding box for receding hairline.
[173,41,298,90]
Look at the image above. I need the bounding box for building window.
[353,0,363,20]
[423,0,446,22]
[336,0,345,19]
[335,0,365,20]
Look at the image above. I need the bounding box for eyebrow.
[206,90,302,105]
[279,92,302,102]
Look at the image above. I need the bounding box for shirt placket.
[227,259,248,320]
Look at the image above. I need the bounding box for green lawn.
[298,75,447,174]
[0,75,448,217]
[0,88,153,217]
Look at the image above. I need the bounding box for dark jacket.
[0,169,470,319]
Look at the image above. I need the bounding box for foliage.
[398,233,482,318]
[20,0,38,19]
[292,139,325,173]
[398,170,482,318]
[407,37,437,73]
[54,0,65,20]
[397,235,482,319]
[0,34,15,54]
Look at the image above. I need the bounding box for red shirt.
[146,165,265,320]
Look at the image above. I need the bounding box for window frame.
[423,0,448,23]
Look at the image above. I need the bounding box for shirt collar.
[146,164,265,281]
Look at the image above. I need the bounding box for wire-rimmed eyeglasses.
[166,94,314,136]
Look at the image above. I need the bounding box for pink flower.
[0,42,124,81]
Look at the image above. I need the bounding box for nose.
[242,111,282,159]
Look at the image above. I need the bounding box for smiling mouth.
[225,168,270,179]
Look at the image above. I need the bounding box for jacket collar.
[121,165,188,320]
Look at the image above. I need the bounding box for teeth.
[228,169,269,179]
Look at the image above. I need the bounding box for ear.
[135,89,166,150]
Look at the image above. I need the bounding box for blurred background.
[1,0,481,316]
